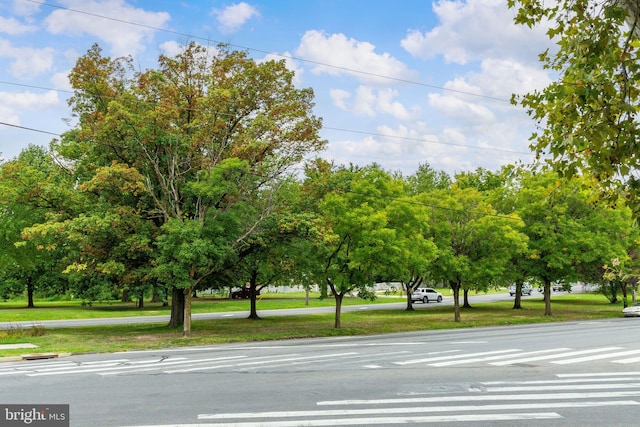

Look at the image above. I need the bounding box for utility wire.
[0,80,533,157]
[25,0,512,103]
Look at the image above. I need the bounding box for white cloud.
[0,90,60,129]
[296,30,418,84]
[44,0,170,57]
[0,90,59,109]
[213,2,259,34]
[0,16,37,34]
[50,71,72,91]
[401,0,550,66]
[11,0,41,17]
[330,89,351,111]
[428,93,495,123]
[0,39,54,78]
[330,86,421,121]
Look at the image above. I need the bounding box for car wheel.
[437,296,442,303]
[423,296,428,304]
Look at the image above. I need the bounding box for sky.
[0,0,555,177]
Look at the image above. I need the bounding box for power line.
[25,0,511,103]
[0,81,532,157]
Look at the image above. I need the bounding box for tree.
[56,43,325,335]
[509,1,640,214]
[0,146,72,307]
[306,164,406,328]
[406,162,451,195]
[514,170,630,315]
[424,186,526,322]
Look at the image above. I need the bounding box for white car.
[623,303,640,317]
[411,288,443,303]
[509,284,532,296]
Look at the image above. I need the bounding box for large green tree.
[509,0,640,212]
[514,170,629,315]
[0,146,72,306]
[53,42,325,335]
[424,186,526,322]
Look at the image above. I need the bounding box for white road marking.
[552,349,640,364]
[490,346,624,366]
[122,413,563,426]
[317,391,640,405]
[199,400,637,420]
[394,348,520,365]
[429,348,570,367]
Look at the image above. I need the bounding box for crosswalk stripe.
[552,349,640,364]
[429,348,570,367]
[557,372,640,378]
[317,391,640,405]
[490,346,624,366]
[483,383,640,392]
[163,352,359,374]
[615,356,640,364]
[394,348,520,365]
[122,413,564,426]
[26,355,249,376]
[199,400,638,420]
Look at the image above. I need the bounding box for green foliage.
[509,0,640,214]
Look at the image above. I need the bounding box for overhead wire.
[1,0,535,163]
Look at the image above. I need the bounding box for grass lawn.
[0,292,404,322]
[0,293,625,359]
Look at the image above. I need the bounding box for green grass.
[0,293,625,358]
[0,292,403,322]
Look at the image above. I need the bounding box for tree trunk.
[462,289,472,308]
[26,277,35,308]
[512,281,523,309]
[248,269,260,319]
[544,279,552,316]
[450,280,461,322]
[405,282,415,311]
[168,286,185,328]
[334,293,344,328]
[137,290,144,309]
[183,287,193,337]
[305,288,309,306]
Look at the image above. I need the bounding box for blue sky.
[0,0,554,176]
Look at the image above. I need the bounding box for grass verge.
[0,293,627,359]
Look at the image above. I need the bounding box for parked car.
[231,288,260,299]
[623,302,640,317]
[509,284,532,296]
[553,283,571,292]
[411,288,443,303]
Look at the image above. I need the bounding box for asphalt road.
[1,317,640,426]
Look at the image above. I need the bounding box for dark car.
[231,288,260,299]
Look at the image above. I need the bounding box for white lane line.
[615,356,640,364]
[106,354,294,375]
[199,400,638,420]
[429,348,571,367]
[483,377,640,385]
[164,352,358,373]
[490,347,624,366]
[552,349,640,364]
[122,413,563,426]
[27,355,249,376]
[394,349,520,366]
[484,383,640,392]
[317,391,640,405]
[557,372,640,378]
